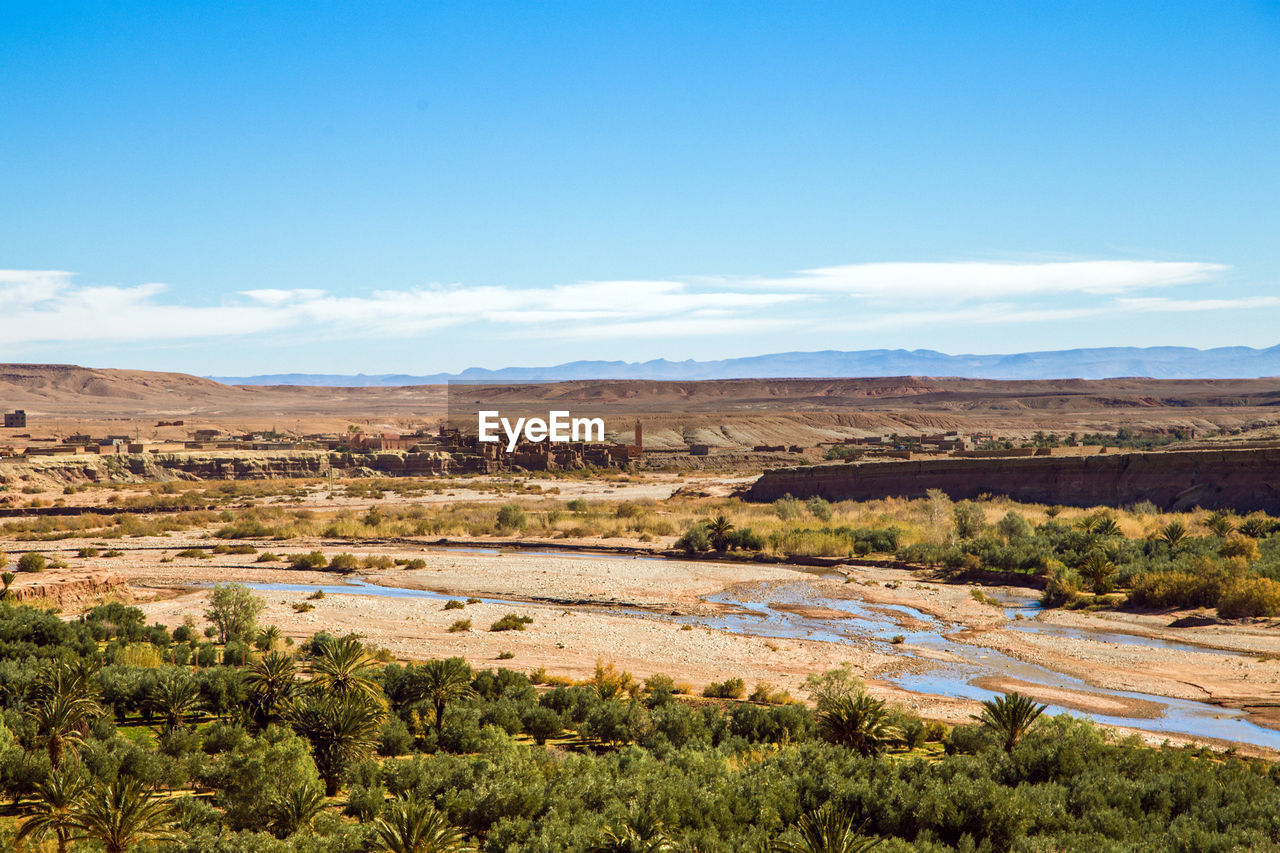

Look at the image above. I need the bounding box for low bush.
[490,613,533,632]
[703,677,746,699]
[327,553,359,572]
[290,551,328,570]
[213,544,258,555]
[805,496,833,521]
[774,495,804,520]
[496,504,527,530]
[675,523,711,553]
[17,552,47,572]
[1218,577,1280,618]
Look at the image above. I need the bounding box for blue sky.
[2,2,1278,374]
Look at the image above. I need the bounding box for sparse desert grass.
[5,469,1279,619]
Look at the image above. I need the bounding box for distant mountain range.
[210,345,1280,386]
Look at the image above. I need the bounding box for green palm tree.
[68,777,174,853]
[1,571,15,601]
[268,778,327,838]
[595,813,674,852]
[973,691,1046,752]
[256,625,283,651]
[246,651,297,728]
[371,793,471,853]
[1159,519,1188,549]
[148,671,203,733]
[815,693,900,757]
[413,657,475,732]
[1206,512,1235,538]
[28,662,101,770]
[706,516,735,551]
[309,635,384,704]
[289,693,385,796]
[1091,516,1121,537]
[1238,517,1269,539]
[16,766,87,853]
[772,804,881,853]
[1078,552,1116,595]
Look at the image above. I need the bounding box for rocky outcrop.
[140,452,335,480]
[745,448,1280,514]
[10,571,130,610]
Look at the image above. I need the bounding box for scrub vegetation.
[0,591,1278,851]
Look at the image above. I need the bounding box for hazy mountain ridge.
[211,345,1280,386]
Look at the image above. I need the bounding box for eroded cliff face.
[745,449,1280,513]
[1,450,472,489]
[10,571,130,610]
[1,452,347,489]
[130,452,335,480]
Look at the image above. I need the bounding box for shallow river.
[244,552,1280,750]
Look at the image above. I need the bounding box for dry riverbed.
[7,532,1280,753]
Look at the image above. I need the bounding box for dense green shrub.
[953,501,986,539]
[675,522,711,553]
[727,527,765,550]
[327,553,359,572]
[805,496,833,522]
[703,678,746,699]
[197,726,322,832]
[1127,567,1229,610]
[496,504,527,530]
[289,551,328,570]
[378,716,414,756]
[521,706,563,745]
[996,510,1034,541]
[1218,577,1280,618]
[16,551,46,572]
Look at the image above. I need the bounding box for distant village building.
[625,420,644,458]
[3,410,26,428]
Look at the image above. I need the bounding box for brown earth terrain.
[5,364,1280,448]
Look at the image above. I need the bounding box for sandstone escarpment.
[745,448,1280,513]
[10,571,130,610]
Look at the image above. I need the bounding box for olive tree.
[203,583,265,644]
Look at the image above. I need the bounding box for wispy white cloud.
[724,260,1227,300]
[0,269,75,311]
[0,261,1268,352]
[0,271,808,345]
[1113,295,1280,313]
